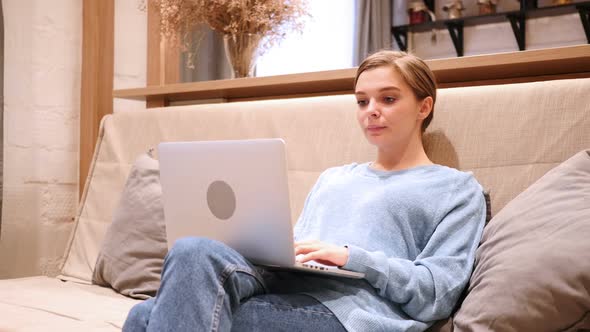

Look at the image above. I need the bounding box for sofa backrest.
[59,78,590,283]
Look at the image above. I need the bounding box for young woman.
[123,51,486,332]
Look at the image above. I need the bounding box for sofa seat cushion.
[0,276,139,331]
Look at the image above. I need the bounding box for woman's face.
[354,66,429,150]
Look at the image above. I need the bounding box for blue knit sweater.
[292,163,486,332]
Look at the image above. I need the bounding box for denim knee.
[169,237,229,263]
[123,300,153,332]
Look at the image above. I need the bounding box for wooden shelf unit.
[113,45,590,107]
[392,1,590,57]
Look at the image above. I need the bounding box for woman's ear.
[417,96,433,120]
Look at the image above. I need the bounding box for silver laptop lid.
[158,139,296,267]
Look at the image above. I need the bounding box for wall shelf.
[113,45,590,106]
[392,0,590,57]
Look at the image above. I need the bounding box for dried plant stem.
[140,0,309,75]
[223,33,263,78]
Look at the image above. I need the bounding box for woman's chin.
[365,136,399,152]
[365,135,387,146]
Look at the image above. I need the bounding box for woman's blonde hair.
[354,51,437,132]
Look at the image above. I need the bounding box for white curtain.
[353,0,393,66]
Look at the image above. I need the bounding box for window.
[255,0,355,77]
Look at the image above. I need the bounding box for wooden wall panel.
[79,0,114,197]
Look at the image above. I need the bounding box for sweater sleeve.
[341,175,486,322]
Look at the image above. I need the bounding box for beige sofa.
[1,77,589,331]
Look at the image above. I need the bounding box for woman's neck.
[371,132,433,171]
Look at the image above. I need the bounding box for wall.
[1,0,82,278]
[114,0,146,113]
[0,0,146,278]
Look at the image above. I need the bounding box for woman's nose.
[367,100,380,117]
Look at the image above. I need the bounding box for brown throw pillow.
[453,150,590,331]
[92,152,167,299]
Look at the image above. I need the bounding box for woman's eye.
[356,100,368,106]
[384,96,396,103]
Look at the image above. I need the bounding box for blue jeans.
[123,237,346,332]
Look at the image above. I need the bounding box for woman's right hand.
[294,240,349,267]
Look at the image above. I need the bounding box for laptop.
[158,138,364,279]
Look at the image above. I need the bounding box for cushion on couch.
[92,151,167,299]
[453,150,590,331]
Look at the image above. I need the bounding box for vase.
[408,0,436,24]
[477,0,498,15]
[223,33,263,79]
[443,0,465,19]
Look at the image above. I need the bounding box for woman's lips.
[367,125,386,133]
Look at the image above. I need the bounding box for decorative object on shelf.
[552,0,573,5]
[407,0,438,42]
[223,33,263,78]
[142,0,309,78]
[408,0,436,24]
[443,0,465,19]
[477,0,499,15]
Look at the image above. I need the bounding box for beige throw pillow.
[92,152,167,299]
[453,150,590,331]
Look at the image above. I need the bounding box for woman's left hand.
[294,240,349,267]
